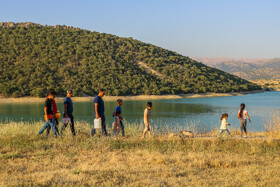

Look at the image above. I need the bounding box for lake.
[0,91,279,132]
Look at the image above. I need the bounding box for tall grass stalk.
[264,112,280,138]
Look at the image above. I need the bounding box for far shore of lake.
[0,90,265,104]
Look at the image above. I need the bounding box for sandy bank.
[0,90,265,104]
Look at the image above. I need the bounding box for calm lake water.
[0,91,279,132]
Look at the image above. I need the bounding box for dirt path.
[137,61,166,79]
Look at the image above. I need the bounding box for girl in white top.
[237,103,251,138]
[112,111,122,137]
[218,113,232,137]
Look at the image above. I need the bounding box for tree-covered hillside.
[0,22,260,97]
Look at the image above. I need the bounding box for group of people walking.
[38,89,75,137]
[38,88,153,138]
[218,103,252,138]
[38,88,251,139]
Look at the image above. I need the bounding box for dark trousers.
[61,114,76,136]
[120,120,125,137]
[91,117,107,136]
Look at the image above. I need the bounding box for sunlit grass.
[0,121,280,186]
[264,113,280,138]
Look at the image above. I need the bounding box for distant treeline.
[0,22,261,97]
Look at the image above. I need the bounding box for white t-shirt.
[238,110,247,120]
[220,118,228,130]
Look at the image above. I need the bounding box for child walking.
[142,102,152,138]
[112,111,122,137]
[237,103,251,138]
[218,113,232,137]
[114,99,125,138]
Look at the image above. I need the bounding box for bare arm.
[44,107,49,122]
[246,112,251,123]
[119,112,123,120]
[95,103,99,119]
[237,111,240,119]
[224,119,230,126]
[64,104,68,118]
[144,110,148,125]
[115,116,118,125]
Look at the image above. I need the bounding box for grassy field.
[0,121,280,186]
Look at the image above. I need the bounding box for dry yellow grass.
[264,113,280,138]
[0,121,280,186]
[252,80,280,91]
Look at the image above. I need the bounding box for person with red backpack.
[38,90,57,136]
[46,89,60,136]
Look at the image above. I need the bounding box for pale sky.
[1,0,279,58]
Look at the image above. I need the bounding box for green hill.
[0,22,260,97]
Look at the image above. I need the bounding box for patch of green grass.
[1,153,20,159]
[72,169,81,175]
[65,152,75,158]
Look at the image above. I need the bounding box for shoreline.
[0,90,265,103]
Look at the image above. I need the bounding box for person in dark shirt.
[46,89,59,136]
[61,89,75,136]
[91,89,107,136]
[38,90,57,136]
[115,99,125,138]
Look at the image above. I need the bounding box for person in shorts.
[142,102,152,138]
